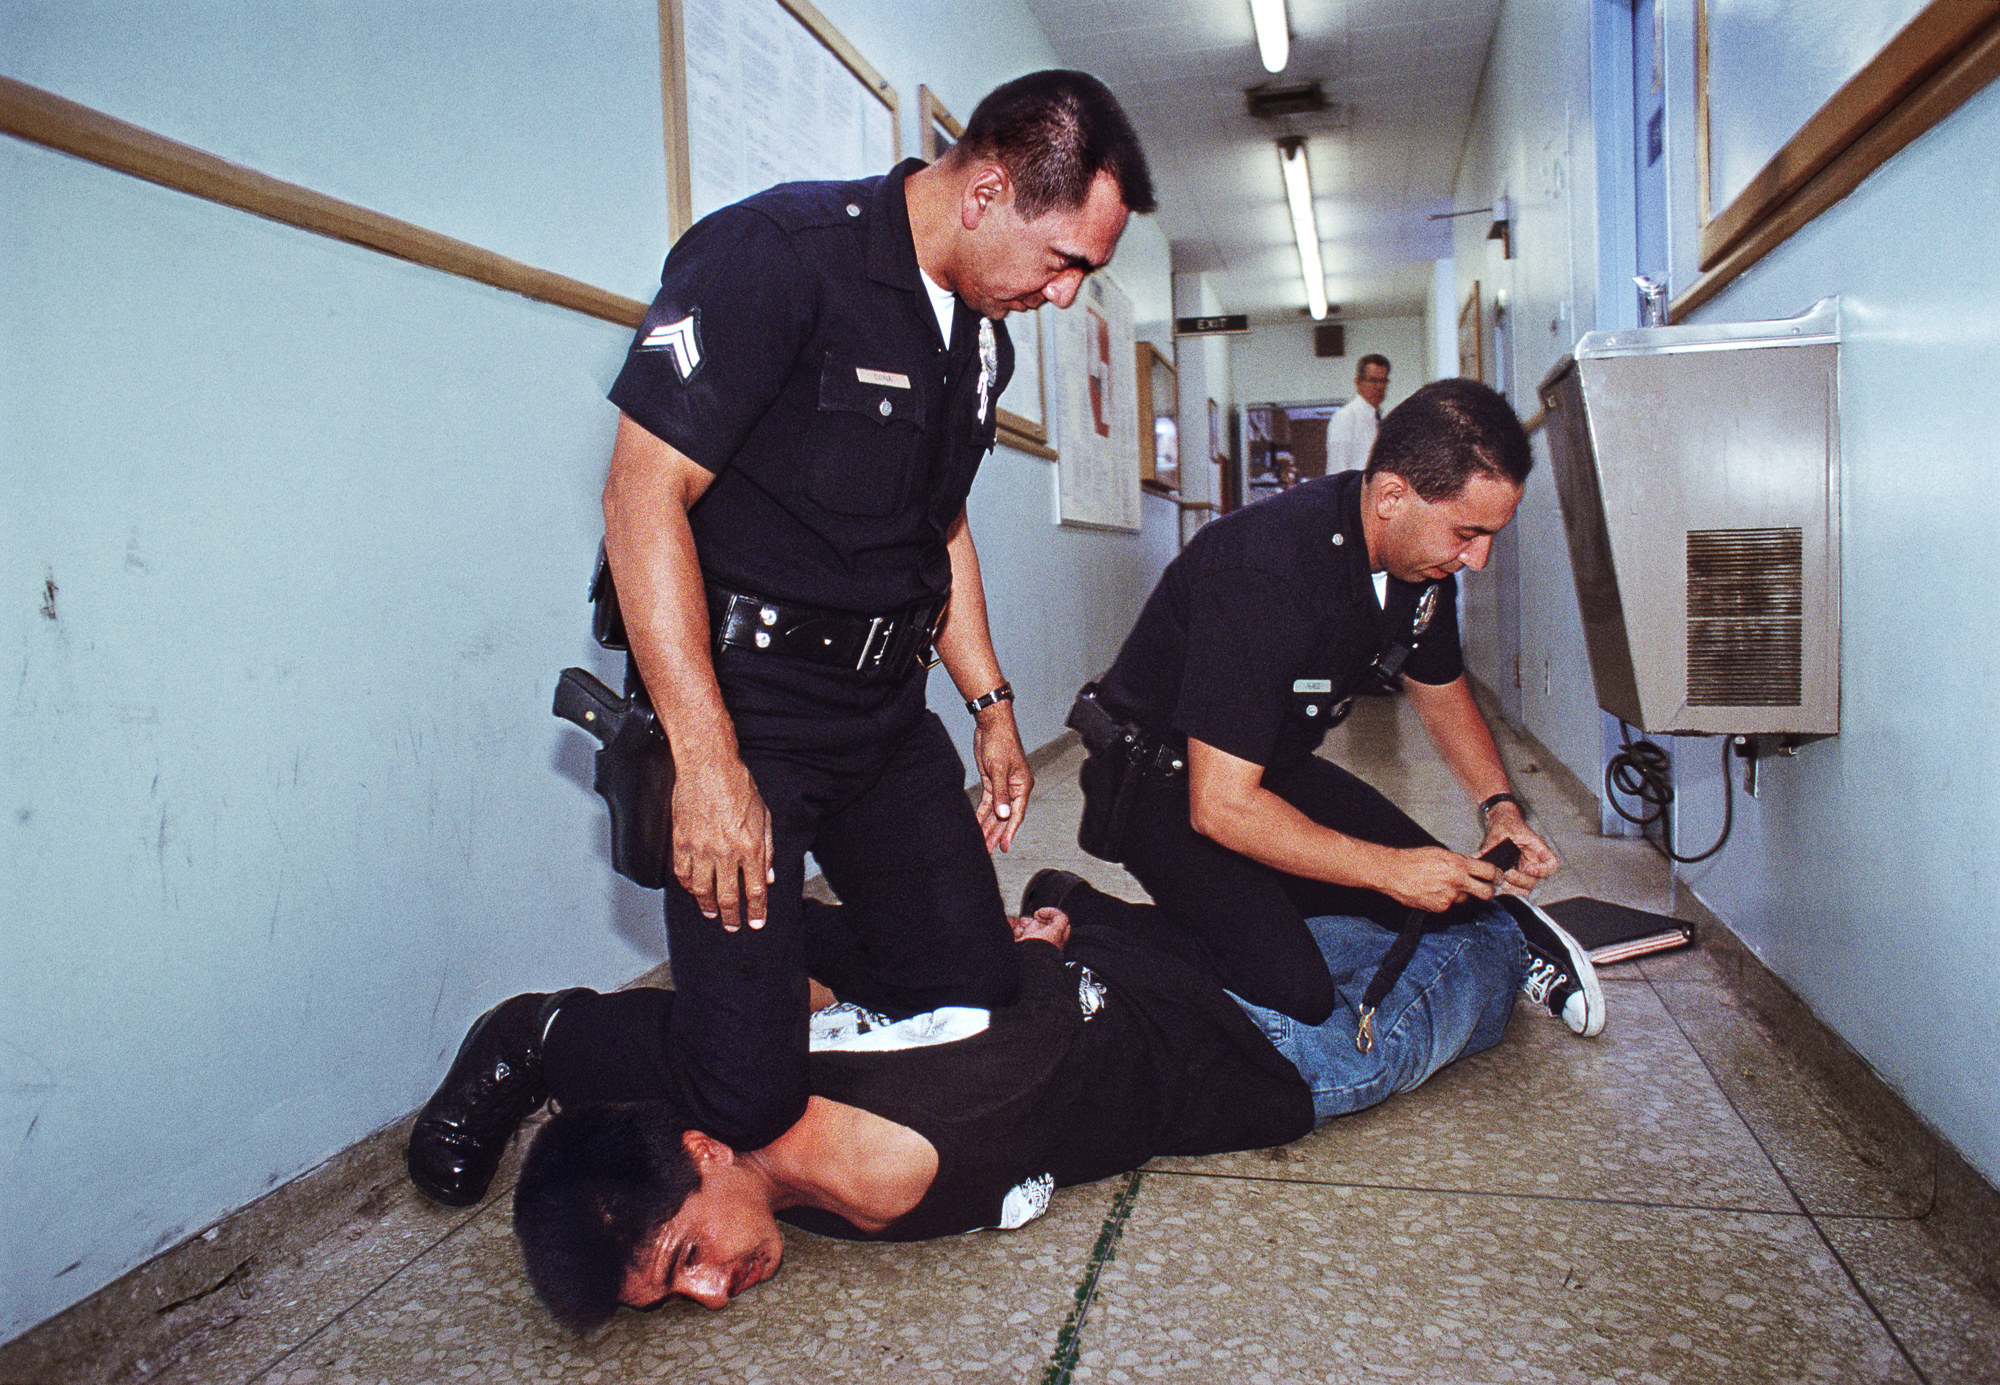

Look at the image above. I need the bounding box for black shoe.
[407,990,586,1206]
[1494,896,1605,1037]
[1020,868,1088,918]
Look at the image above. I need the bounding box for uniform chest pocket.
[810,353,931,518]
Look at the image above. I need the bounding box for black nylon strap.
[1355,838,1522,1052]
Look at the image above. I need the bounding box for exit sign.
[1174,314,1250,336]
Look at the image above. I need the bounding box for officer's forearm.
[934,507,1007,699]
[1185,739,1398,889]
[1194,778,1399,888]
[1403,674,1511,806]
[602,416,739,771]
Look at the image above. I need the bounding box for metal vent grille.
[1686,528,1803,706]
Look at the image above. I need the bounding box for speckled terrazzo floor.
[15,697,2000,1384]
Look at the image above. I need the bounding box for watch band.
[965,681,1014,715]
[1478,791,1521,819]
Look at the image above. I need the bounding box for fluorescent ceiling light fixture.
[1250,0,1289,74]
[1277,136,1327,320]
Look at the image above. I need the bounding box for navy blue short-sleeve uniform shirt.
[1096,470,1462,770]
[609,158,1013,616]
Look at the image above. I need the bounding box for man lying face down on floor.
[406,877,1606,1330]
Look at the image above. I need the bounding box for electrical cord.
[1604,721,1733,864]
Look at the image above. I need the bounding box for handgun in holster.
[1066,683,1183,863]
[550,545,673,889]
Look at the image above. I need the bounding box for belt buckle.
[855,615,894,672]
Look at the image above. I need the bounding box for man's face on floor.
[620,1159,786,1312]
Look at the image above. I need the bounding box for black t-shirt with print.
[781,924,1313,1242]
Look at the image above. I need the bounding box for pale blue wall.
[1666,61,2000,1191]
[1458,0,2000,1185]
[2,0,1175,1339]
[0,0,674,294]
[2,127,653,1343]
[1448,0,1605,783]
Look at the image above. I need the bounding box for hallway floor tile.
[14,697,1997,1383]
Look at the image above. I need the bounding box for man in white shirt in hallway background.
[1326,354,1391,472]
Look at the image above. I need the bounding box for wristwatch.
[966,681,1014,715]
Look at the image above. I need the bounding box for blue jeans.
[1232,906,1528,1125]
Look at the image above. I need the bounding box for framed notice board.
[661,0,901,238]
[1052,274,1141,532]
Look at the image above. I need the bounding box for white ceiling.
[1021,0,1506,323]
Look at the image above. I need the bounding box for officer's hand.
[1382,845,1505,914]
[1476,802,1560,894]
[973,708,1033,852]
[670,754,774,932]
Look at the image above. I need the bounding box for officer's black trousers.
[1084,748,1440,1026]
[557,659,1018,1151]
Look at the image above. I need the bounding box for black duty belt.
[707,584,946,681]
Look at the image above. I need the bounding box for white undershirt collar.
[920,269,956,348]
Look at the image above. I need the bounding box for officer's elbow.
[1187,788,1245,850]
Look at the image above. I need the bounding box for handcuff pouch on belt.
[1067,683,1184,861]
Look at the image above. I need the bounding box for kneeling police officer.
[592,72,1155,1156]
[1068,378,1559,1025]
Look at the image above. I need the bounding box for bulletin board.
[662,0,901,237]
[1052,274,1141,532]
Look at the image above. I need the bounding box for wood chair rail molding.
[1,76,648,329]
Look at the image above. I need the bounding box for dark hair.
[512,1102,702,1333]
[1365,377,1532,500]
[1356,353,1391,377]
[953,70,1156,217]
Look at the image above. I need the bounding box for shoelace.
[1521,957,1567,1006]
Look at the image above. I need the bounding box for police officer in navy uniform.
[597,72,1155,1152]
[1065,379,1560,1026]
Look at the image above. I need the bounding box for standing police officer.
[598,72,1155,1152]
[1063,379,1559,1026]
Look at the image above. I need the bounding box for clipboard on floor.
[1539,897,1695,966]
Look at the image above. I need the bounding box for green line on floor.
[1040,1170,1146,1385]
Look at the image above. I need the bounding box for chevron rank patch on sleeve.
[638,310,703,382]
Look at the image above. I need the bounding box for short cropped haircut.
[1356,353,1391,377]
[1364,378,1532,500]
[512,1102,703,1334]
[953,70,1156,218]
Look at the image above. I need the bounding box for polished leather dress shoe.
[407,990,585,1206]
[1020,868,1088,918]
